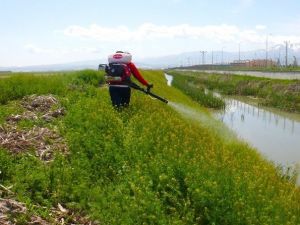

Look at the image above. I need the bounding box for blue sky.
[1,0,300,66]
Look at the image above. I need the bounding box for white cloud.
[26,23,300,60]
[64,22,300,46]
[269,35,300,46]
[25,44,55,54]
[24,44,102,55]
[64,23,258,43]
[255,25,266,30]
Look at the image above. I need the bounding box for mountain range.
[1,44,300,72]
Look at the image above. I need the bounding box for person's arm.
[128,62,149,86]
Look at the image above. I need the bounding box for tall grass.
[171,73,225,109]
[0,70,104,104]
[0,70,299,224]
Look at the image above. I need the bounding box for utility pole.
[199,51,207,65]
[221,48,224,64]
[266,35,269,67]
[212,50,214,65]
[265,34,273,67]
[238,43,241,62]
[285,41,289,67]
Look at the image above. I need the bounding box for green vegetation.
[171,73,225,109]
[1,70,300,224]
[0,70,104,104]
[168,70,300,113]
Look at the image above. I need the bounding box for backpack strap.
[106,63,131,84]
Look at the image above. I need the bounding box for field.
[0,70,300,224]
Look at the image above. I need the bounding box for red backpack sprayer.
[99,51,168,105]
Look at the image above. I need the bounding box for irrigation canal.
[176,69,300,80]
[165,73,300,168]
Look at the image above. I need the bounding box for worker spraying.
[102,51,167,108]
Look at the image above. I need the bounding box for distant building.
[230,60,251,67]
[230,59,277,67]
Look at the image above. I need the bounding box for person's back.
[106,51,152,108]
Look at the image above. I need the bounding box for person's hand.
[146,83,153,92]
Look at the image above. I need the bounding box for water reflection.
[215,99,300,165]
[165,74,173,86]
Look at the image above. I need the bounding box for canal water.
[165,74,173,86]
[215,98,300,166]
[165,73,300,168]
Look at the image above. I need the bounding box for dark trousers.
[109,86,131,107]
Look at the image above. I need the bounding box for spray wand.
[129,82,168,104]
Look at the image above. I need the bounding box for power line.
[199,51,207,65]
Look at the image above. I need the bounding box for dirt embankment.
[0,95,68,162]
[0,196,99,225]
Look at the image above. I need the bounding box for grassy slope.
[0,70,300,224]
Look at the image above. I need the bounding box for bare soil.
[0,95,68,161]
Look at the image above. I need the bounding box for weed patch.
[171,73,225,109]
